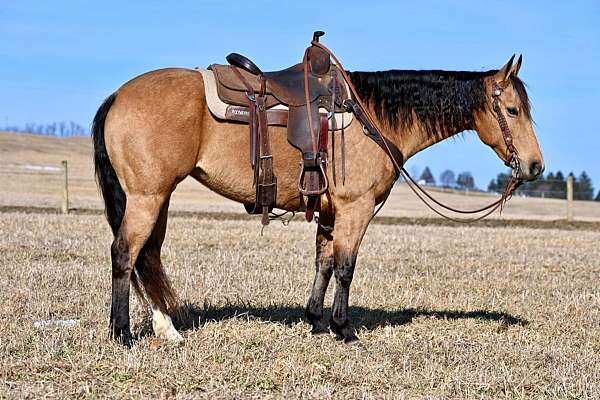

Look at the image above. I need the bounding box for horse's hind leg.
[136,196,183,342]
[110,193,169,346]
[305,212,335,334]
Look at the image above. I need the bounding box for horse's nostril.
[530,161,543,177]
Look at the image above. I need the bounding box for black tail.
[92,93,179,314]
[92,93,125,237]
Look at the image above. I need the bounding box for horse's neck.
[377,109,476,162]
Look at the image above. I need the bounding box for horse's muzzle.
[516,158,544,181]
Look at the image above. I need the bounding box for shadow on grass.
[135,302,527,336]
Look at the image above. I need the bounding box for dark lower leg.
[110,235,133,346]
[330,253,359,343]
[305,222,334,334]
[305,255,333,334]
[108,193,167,347]
[326,197,373,343]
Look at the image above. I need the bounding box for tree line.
[415,166,599,201]
[488,170,598,201]
[418,167,476,190]
[2,121,88,136]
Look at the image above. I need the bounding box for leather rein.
[311,41,523,222]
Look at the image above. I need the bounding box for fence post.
[61,160,69,214]
[566,175,573,222]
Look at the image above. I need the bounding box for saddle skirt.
[195,68,353,131]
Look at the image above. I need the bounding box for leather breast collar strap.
[343,98,404,178]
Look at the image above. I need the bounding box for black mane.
[348,69,530,139]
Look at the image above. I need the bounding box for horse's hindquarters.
[105,68,206,196]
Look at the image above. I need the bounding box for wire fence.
[509,178,594,200]
[401,180,591,198]
[0,161,595,222]
[0,161,75,213]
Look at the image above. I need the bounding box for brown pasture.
[1,132,600,398]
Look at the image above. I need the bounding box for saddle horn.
[312,31,325,42]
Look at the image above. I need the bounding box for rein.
[311,40,523,222]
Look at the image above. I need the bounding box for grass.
[1,211,599,398]
[2,131,600,398]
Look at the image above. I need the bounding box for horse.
[92,54,543,346]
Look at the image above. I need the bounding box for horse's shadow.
[138,302,528,337]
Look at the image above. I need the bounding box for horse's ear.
[495,54,515,83]
[512,54,523,77]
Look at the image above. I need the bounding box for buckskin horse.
[93,35,543,346]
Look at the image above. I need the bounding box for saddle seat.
[206,32,350,224]
[209,59,346,110]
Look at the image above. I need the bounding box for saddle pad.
[195,68,353,131]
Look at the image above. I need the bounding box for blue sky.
[1,1,598,188]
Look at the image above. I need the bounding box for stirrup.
[298,153,328,196]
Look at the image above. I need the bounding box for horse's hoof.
[305,311,330,336]
[110,329,134,348]
[154,323,184,343]
[334,332,360,343]
[162,330,184,343]
[152,307,184,343]
[330,319,358,343]
[121,338,134,348]
[310,326,330,336]
[343,333,360,344]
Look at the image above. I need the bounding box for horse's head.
[475,55,544,181]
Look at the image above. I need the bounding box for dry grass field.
[2,213,600,398]
[1,132,600,398]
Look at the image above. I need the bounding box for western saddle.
[209,31,350,225]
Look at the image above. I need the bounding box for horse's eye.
[506,107,519,117]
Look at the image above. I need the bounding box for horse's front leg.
[330,197,374,343]
[305,212,335,334]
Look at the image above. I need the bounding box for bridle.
[393,79,524,222]
[311,40,523,222]
[492,80,521,177]
[389,78,524,223]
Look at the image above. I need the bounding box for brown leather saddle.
[208,31,349,224]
